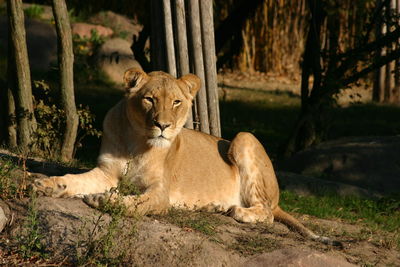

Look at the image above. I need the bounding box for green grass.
[154,208,223,237]
[280,190,400,246]
[23,4,44,19]
[229,234,279,256]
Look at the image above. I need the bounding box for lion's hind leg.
[227,132,279,224]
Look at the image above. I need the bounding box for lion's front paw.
[83,193,110,208]
[33,178,67,197]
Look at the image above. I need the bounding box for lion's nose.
[153,120,171,131]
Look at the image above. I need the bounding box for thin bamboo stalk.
[200,0,221,137]
[172,0,194,129]
[187,0,210,134]
[162,0,177,77]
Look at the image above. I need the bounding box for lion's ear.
[179,74,201,99]
[123,68,148,93]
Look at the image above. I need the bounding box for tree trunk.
[283,0,400,158]
[131,24,151,72]
[52,0,79,162]
[6,43,17,149]
[283,0,325,157]
[7,0,37,152]
[0,63,7,146]
[373,0,386,102]
[395,0,400,102]
[384,0,394,102]
[0,85,6,145]
[6,90,17,149]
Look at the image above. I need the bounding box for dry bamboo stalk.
[172,0,194,129]
[162,0,177,77]
[187,0,210,134]
[150,0,158,69]
[200,0,221,137]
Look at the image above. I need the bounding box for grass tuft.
[155,208,223,237]
[229,234,279,256]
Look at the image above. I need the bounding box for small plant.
[73,29,105,57]
[17,191,47,259]
[74,104,102,158]
[32,80,101,159]
[117,169,143,196]
[23,4,44,19]
[0,159,18,199]
[33,80,63,157]
[0,158,30,200]
[118,30,129,40]
[75,194,139,265]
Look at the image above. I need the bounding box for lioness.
[34,69,337,245]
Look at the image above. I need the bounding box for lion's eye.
[173,100,181,106]
[144,96,154,104]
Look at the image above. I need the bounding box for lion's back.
[167,129,241,208]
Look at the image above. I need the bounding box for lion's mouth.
[147,135,171,148]
[148,131,168,139]
[148,127,172,139]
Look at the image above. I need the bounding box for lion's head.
[123,68,200,148]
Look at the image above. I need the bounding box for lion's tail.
[272,206,342,247]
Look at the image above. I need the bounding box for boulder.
[88,11,143,42]
[6,197,242,266]
[96,38,142,85]
[244,248,355,267]
[0,200,11,233]
[279,136,400,195]
[71,22,114,39]
[277,171,380,198]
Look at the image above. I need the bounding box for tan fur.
[33,69,339,245]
